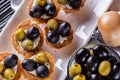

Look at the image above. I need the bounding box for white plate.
[0,0,113,80]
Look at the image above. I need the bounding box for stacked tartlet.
[12,20,44,56]
[22,51,54,80]
[45,19,73,49]
[0,52,22,80]
[29,0,59,23]
[53,0,86,13]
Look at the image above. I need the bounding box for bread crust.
[12,20,44,56]
[98,11,120,47]
[29,0,60,23]
[22,51,54,80]
[0,52,22,80]
[53,0,86,13]
[45,19,74,49]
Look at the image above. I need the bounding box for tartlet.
[29,0,60,23]
[12,20,44,56]
[53,0,86,13]
[0,52,22,80]
[45,19,74,49]
[22,51,54,80]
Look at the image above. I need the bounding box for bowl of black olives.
[67,44,120,80]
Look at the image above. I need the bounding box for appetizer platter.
[1,0,120,80]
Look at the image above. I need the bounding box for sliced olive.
[69,63,82,77]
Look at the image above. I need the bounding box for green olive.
[89,49,94,56]
[0,63,5,73]
[21,39,34,51]
[69,64,82,77]
[34,52,48,64]
[36,0,47,7]
[98,60,111,76]
[47,19,58,31]
[73,74,86,80]
[15,29,26,41]
[57,0,67,5]
[4,68,15,80]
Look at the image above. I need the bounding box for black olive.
[57,22,71,37]
[36,65,49,78]
[27,27,40,40]
[89,74,104,80]
[110,64,120,80]
[86,56,99,72]
[4,54,18,68]
[75,48,90,65]
[67,0,82,9]
[81,65,88,76]
[108,55,117,65]
[45,3,56,16]
[46,31,60,44]
[29,5,44,18]
[93,45,109,60]
[22,59,37,71]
